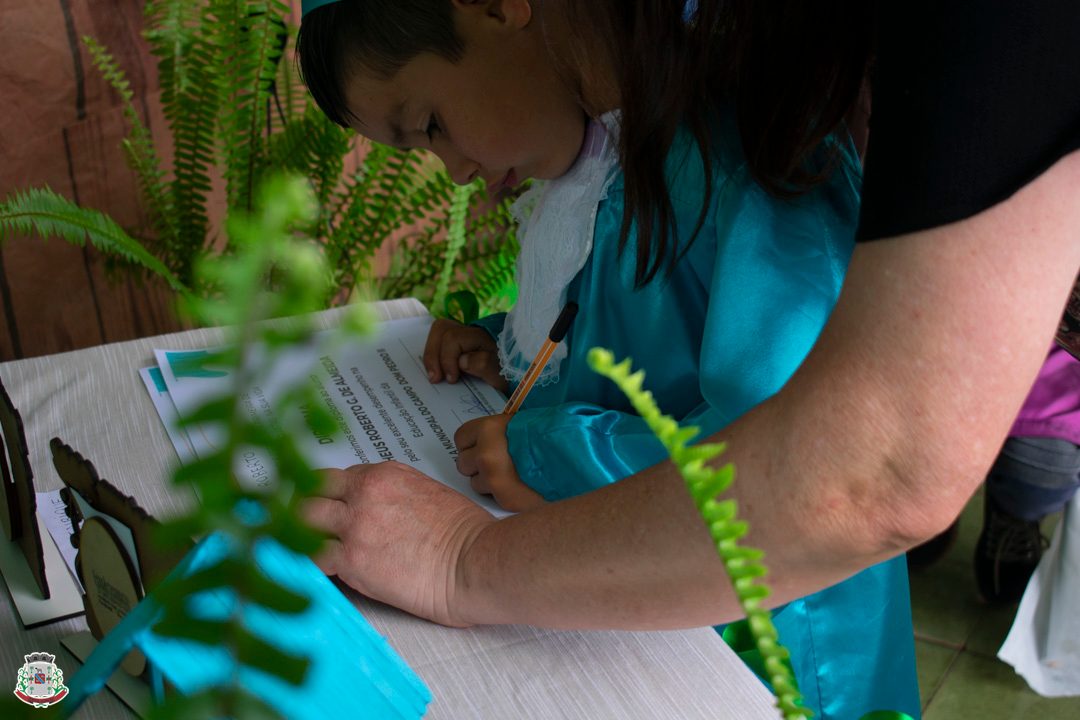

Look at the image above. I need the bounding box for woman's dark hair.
[297,1,464,128]
[298,0,876,288]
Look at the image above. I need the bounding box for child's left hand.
[454,414,547,512]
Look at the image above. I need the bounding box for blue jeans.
[986,436,1080,521]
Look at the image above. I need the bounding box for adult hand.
[423,318,508,393]
[302,461,497,627]
[455,414,547,512]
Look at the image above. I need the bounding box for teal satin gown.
[475,121,921,720]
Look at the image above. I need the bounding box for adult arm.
[307,148,1080,629]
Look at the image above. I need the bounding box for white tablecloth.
[0,298,778,719]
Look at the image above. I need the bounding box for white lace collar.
[498,112,621,386]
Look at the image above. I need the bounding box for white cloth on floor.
[999,493,1080,697]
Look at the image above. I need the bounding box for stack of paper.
[140,315,509,517]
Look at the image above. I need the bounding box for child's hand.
[455,414,547,513]
[423,319,508,394]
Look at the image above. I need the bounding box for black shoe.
[907,519,960,569]
[974,495,1048,604]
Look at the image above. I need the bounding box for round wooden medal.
[76,516,147,676]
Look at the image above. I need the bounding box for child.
[976,344,1080,603]
[299,2,919,717]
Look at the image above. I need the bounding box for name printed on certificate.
[150,315,510,517]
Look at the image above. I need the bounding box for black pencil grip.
[548,303,579,343]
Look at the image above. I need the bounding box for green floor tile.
[965,603,1022,658]
[910,488,1080,719]
[924,652,1080,720]
[916,640,959,709]
[909,556,986,646]
[954,487,985,560]
[909,487,991,646]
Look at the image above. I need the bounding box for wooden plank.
[0,0,184,360]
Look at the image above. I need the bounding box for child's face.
[342,2,586,192]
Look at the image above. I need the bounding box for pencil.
[502,302,579,416]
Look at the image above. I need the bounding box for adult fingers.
[298,496,346,536]
[314,466,359,501]
[311,538,344,577]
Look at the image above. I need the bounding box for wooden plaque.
[0,424,17,541]
[50,437,189,592]
[0,375,49,598]
[75,517,147,677]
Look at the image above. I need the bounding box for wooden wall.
[0,0,184,360]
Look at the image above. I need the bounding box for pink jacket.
[1011,344,1080,446]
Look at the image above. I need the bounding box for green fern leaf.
[83,36,178,255]
[0,187,186,293]
[431,180,480,314]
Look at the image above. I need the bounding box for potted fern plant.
[0,0,520,324]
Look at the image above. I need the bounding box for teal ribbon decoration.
[860,713,916,720]
[301,0,341,17]
[63,532,431,719]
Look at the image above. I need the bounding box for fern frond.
[165,7,219,281]
[461,232,519,314]
[326,144,451,298]
[459,191,520,312]
[377,227,446,303]
[83,36,178,252]
[210,0,291,214]
[0,187,186,293]
[371,173,520,313]
[144,0,203,121]
[431,181,480,314]
[273,24,308,127]
[325,152,391,293]
[266,105,351,210]
[587,349,812,720]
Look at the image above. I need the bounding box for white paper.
[36,490,83,593]
[150,315,510,517]
[36,488,142,596]
[138,367,199,464]
[999,493,1080,697]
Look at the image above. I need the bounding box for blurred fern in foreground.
[147,173,371,720]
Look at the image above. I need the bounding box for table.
[0,299,779,719]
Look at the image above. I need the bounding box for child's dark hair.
[569,0,876,285]
[296,1,463,128]
[298,1,875,288]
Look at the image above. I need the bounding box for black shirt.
[858,0,1080,241]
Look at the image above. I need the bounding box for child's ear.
[451,0,532,32]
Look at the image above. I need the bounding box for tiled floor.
[909,488,1080,719]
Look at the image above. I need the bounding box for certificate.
[148,315,509,517]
